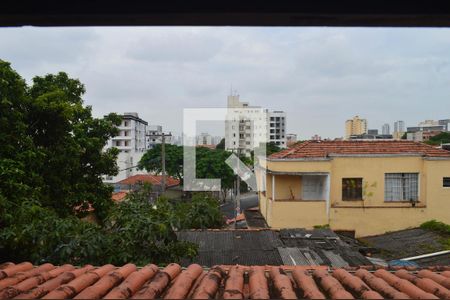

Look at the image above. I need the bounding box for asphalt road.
[220,192,258,219]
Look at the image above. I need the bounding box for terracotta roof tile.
[269,140,450,159]
[117,174,180,187]
[1,262,450,299]
[112,191,129,202]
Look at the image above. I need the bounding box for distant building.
[406,120,448,133]
[393,120,406,140]
[345,116,367,139]
[286,134,298,147]
[268,111,287,148]
[104,112,148,183]
[382,123,390,135]
[407,130,443,142]
[349,134,393,140]
[196,132,212,146]
[394,120,405,133]
[225,94,286,156]
[146,125,172,149]
[439,119,450,131]
[311,134,322,141]
[368,129,379,135]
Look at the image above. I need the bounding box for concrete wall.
[257,156,450,237]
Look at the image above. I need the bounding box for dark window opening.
[342,178,363,201]
[444,177,450,187]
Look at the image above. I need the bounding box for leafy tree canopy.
[0,60,217,265]
[216,138,225,149]
[425,132,450,145]
[139,145,244,196]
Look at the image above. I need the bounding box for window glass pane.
[342,178,363,201]
[444,177,450,187]
[385,173,418,201]
[302,175,325,200]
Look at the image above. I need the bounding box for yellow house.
[256,140,450,237]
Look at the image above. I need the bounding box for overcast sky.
[1,26,449,139]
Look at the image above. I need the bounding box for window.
[385,173,419,202]
[303,176,326,200]
[443,177,450,187]
[342,178,363,201]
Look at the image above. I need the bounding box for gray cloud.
[1,26,449,139]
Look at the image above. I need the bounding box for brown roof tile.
[117,174,180,187]
[269,140,450,159]
[1,262,450,299]
[112,191,129,202]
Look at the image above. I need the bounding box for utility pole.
[235,148,241,229]
[161,133,166,192]
[146,131,172,193]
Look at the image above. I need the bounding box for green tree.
[216,138,225,149]
[139,145,239,200]
[105,190,198,265]
[425,132,450,146]
[174,193,224,229]
[138,144,184,181]
[0,60,199,265]
[26,72,122,221]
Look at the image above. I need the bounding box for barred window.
[342,178,363,201]
[444,177,450,187]
[385,173,419,202]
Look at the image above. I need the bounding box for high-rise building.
[268,111,287,148]
[439,119,450,131]
[104,112,148,183]
[393,120,406,140]
[382,123,390,135]
[225,94,287,156]
[196,132,213,146]
[394,120,405,133]
[345,116,368,139]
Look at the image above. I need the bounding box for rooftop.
[360,228,450,266]
[269,140,450,160]
[116,174,180,187]
[176,229,371,268]
[0,262,449,299]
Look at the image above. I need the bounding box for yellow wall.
[257,156,450,237]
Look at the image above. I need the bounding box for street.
[220,192,259,219]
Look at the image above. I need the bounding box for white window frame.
[384,173,419,202]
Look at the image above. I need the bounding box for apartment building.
[256,140,450,237]
[146,125,172,149]
[268,111,287,148]
[393,120,406,139]
[345,116,367,139]
[225,94,287,156]
[104,112,148,183]
[382,123,390,135]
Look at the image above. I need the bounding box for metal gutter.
[401,250,450,261]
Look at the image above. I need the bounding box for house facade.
[256,140,450,237]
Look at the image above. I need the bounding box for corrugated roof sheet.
[176,229,372,268]
[1,262,449,299]
[270,140,450,159]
